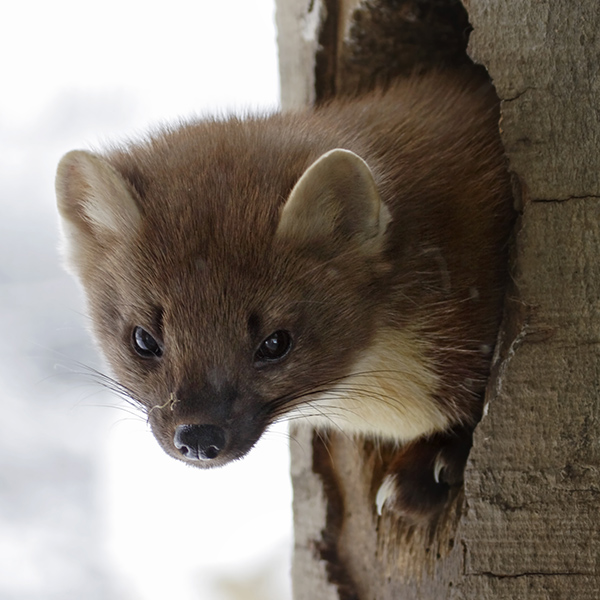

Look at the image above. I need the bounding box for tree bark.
[276,1,600,598]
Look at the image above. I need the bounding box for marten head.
[55,129,392,467]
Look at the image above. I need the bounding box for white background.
[0,1,293,599]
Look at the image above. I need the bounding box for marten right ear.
[275,148,390,255]
[55,150,141,273]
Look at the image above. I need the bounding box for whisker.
[49,355,149,417]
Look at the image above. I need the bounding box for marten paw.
[375,453,451,521]
[375,429,472,522]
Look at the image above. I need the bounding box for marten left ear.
[55,150,142,277]
[275,149,391,254]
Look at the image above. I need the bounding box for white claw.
[433,451,445,484]
[375,475,397,516]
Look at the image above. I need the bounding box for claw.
[375,474,397,516]
[433,451,445,484]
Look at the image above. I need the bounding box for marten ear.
[55,150,141,273]
[275,149,390,254]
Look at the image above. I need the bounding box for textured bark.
[459,2,600,596]
[276,0,600,598]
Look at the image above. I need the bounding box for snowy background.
[0,1,293,599]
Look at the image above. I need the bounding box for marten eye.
[255,330,292,364]
[132,326,163,359]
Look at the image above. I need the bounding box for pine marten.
[55,71,513,521]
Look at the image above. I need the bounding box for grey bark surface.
[460,2,600,596]
[276,0,324,110]
[276,0,600,598]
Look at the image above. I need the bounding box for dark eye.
[132,326,163,358]
[255,330,292,364]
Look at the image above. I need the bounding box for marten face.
[56,141,392,467]
[91,235,382,466]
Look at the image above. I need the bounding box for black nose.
[173,424,226,461]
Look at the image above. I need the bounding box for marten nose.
[173,424,226,461]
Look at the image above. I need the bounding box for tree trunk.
[276,0,600,598]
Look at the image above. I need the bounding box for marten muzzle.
[151,377,270,466]
[174,424,227,461]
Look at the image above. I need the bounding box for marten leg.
[375,425,473,522]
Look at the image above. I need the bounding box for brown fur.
[56,70,513,518]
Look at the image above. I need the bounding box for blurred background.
[0,1,293,599]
